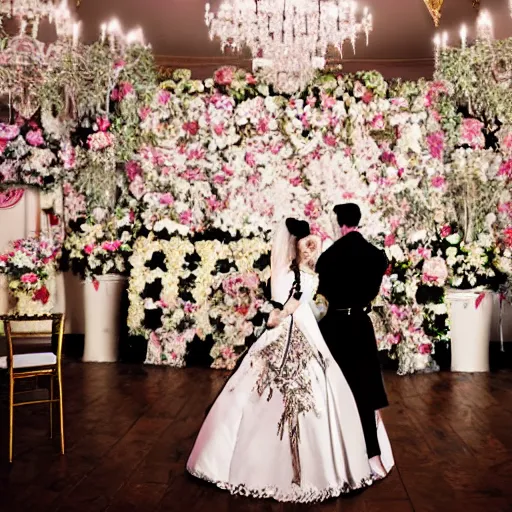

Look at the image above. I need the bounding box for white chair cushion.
[0,352,57,369]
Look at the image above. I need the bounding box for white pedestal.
[83,275,126,363]
[446,289,493,372]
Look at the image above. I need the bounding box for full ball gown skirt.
[186,271,394,503]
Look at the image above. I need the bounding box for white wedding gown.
[187,269,394,503]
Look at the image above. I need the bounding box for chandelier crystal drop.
[205,0,372,94]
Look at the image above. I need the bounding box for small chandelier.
[205,0,372,94]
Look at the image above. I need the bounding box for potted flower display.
[62,208,137,362]
[0,236,61,315]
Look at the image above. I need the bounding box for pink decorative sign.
[0,189,24,209]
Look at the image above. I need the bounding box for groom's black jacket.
[315,231,389,411]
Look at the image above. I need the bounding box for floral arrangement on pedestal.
[0,236,61,315]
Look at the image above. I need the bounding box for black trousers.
[357,402,380,458]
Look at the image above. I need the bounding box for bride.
[186,218,394,503]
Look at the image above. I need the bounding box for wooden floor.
[1,364,512,512]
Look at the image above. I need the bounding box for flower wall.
[0,39,511,373]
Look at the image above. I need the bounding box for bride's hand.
[267,309,282,328]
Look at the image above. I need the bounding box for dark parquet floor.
[0,364,511,512]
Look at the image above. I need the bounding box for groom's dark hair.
[333,203,361,228]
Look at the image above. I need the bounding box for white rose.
[446,233,461,245]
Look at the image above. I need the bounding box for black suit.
[315,231,388,458]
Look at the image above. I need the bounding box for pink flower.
[440,224,452,237]
[321,93,336,109]
[183,302,197,314]
[149,332,160,348]
[111,81,134,101]
[384,234,396,247]
[138,106,151,121]
[87,131,114,151]
[431,175,446,188]
[460,118,484,149]
[245,73,257,85]
[26,129,45,147]
[245,152,256,167]
[0,123,20,140]
[391,97,408,108]
[498,160,512,178]
[158,90,171,105]
[84,244,95,255]
[503,227,512,248]
[206,196,221,211]
[114,59,126,70]
[213,173,226,184]
[304,199,321,220]
[370,114,386,130]
[183,121,199,136]
[418,344,432,355]
[323,133,337,147]
[221,346,235,359]
[129,176,146,200]
[213,123,224,136]
[159,193,174,205]
[125,160,142,181]
[427,131,445,160]
[257,118,269,135]
[102,241,122,252]
[21,273,38,284]
[214,66,235,86]
[422,256,448,285]
[289,175,302,186]
[60,144,76,170]
[96,116,111,132]
[179,210,193,225]
[362,91,374,104]
[501,132,512,153]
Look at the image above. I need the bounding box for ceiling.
[23,0,512,79]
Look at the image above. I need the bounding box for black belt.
[334,306,372,315]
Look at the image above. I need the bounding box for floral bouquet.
[0,236,61,314]
[0,117,62,189]
[61,208,137,282]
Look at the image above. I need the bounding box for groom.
[315,203,389,467]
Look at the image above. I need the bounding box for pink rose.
[503,227,512,248]
[418,344,432,355]
[431,175,446,188]
[138,106,151,121]
[96,116,111,132]
[362,91,374,104]
[125,160,142,181]
[159,193,174,205]
[304,199,321,220]
[111,81,134,101]
[21,273,38,284]
[245,73,257,85]
[323,133,337,147]
[26,129,45,147]
[179,210,193,225]
[0,123,20,140]
[102,241,121,252]
[440,225,452,237]
[371,114,386,130]
[213,123,224,136]
[84,244,95,255]
[427,131,444,160]
[183,121,199,136]
[459,118,484,149]
[245,152,256,167]
[384,234,396,247]
[498,160,512,179]
[87,131,114,151]
[158,90,171,105]
[214,66,235,86]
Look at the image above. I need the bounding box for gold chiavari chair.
[0,314,65,463]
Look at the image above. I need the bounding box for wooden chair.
[0,314,65,462]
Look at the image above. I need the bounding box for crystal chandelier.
[205,0,372,94]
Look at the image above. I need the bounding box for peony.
[422,256,448,285]
[459,118,485,149]
[26,129,45,147]
[214,67,235,86]
[21,273,38,284]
